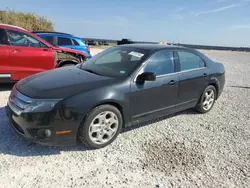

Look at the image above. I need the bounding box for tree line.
[0,9,54,31]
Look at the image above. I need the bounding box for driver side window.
[143,51,175,76]
[6,29,45,48]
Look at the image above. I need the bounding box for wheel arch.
[57,60,79,67]
[91,100,126,127]
[77,99,127,130]
[77,99,125,148]
[208,77,220,99]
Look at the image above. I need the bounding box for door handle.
[11,49,21,53]
[168,80,176,85]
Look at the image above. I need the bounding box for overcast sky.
[1,0,250,47]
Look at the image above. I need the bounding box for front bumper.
[5,104,79,146]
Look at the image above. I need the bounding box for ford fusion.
[5,44,225,149]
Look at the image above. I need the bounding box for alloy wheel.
[202,89,215,111]
[88,111,119,145]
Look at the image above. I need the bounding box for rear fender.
[208,77,222,99]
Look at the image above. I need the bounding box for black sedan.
[5,44,225,148]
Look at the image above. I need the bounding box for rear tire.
[78,105,123,149]
[194,85,217,113]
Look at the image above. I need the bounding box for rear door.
[176,50,208,109]
[57,36,75,49]
[0,28,10,82]
[57,36,87,53]
[71,38,87,52]
[6,29,55,80]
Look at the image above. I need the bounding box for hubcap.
[202,89,215,111]
[89,111,119,145]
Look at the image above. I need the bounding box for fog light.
[37,129,52,138]
[44,129,52,137]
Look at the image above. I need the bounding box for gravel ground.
[0,49,250,188]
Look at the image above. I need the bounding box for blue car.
[32,31,92,58]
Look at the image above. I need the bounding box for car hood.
[54,47,88,57]
[16,66,114,99]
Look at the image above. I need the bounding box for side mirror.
[136,72,156,83]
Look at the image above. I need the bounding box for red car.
[0,24,88,82]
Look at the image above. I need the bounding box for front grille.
[8,87,32,115]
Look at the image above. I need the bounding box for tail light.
[82,39,90,53]
[87,46,90,53]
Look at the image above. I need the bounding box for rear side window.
[72,39,80,46]
[58,37,72,45]
[178,51,205,71]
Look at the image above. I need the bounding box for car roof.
[0,24,27,31]
[0,24,59,48]
[34,32,72,36]
[119,43,191,52]
[33,31,81,39]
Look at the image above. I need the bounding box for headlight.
[23,100,61,113]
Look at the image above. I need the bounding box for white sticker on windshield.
[129,51,144,58]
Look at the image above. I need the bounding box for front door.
[6,29,55,80]
[130,50,179,120]
[176,50,209,108]
[0,28,10,82]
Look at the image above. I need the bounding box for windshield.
[79,46,148,78]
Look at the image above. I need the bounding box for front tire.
[61,63,75,67]
[195,85,217,113]
[78,105,123,149]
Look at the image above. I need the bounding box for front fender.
[55,50,86,67]
[60,86,130,125]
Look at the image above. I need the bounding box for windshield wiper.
[82,68,102,76]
